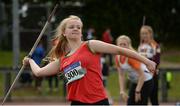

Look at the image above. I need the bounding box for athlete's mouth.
[72,33,79,35]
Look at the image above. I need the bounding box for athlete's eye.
[68,26,74,29]
[68,25,81,30]
[77,26,81,29]
[119,43,127,46]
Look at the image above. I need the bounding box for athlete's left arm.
[88,40,156,73]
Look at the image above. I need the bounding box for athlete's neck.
[68,40,83,51]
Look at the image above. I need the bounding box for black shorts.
[71,98,109,105]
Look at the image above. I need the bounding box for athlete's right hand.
[23,56,31,66]
[120,91,129,102]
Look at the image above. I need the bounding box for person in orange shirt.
[115,35,153,105]
[23,15,156,105]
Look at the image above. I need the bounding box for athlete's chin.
[69,37,81,40]
[69,35,82,39]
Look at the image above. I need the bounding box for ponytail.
[54,35,68,57]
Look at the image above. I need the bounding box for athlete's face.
[117,39,129,48]
[140,28,151,43]
[64,19,83,40]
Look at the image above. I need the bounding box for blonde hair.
[140,25,158,48]
[116,35,135,51]
[51,15,83,58]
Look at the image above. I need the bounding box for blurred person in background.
[138,25,161,105]
[101,28,114,66]
[115,35,153,105]
[43,36,60,93]
[86,27,96,40]
[101,54,113,104]
[31,41,45,92]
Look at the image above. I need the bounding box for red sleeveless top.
[60,42,107,103]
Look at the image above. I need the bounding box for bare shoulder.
[88,40,119,54]
[88,40,107,46]
[88,40,108,49]
[86,40,104,53]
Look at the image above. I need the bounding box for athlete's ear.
[62,31,66,37]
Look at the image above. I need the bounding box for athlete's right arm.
[23,57,60,77]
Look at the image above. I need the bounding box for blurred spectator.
[45,36,59,93]
[115,35,153,105]
[138,25,161,105]
[86,27,96,40]
[101,55,109,87]
[31,42,45,92]
[19,70,32,87]
[102,28,113,44]
[101,54,113,104]
[101,28,114,66]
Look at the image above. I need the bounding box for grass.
[161,47,180,63]
[0,50,180,103]
[0,50,27,67]
[0,50,65,97]
[0,51,13,67]
[0,73,65,97]
[107,71,119,100]
[167,72,180,101]
[1,71,179,102]
[107,71,180,102]
[161,55,180,63]
[0,74,4,96]
[12,78,65,97]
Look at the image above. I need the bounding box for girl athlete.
[23,15,156,105]
[138,25,161,105]
[115,35,153,105]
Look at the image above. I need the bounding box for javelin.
[142,15,146,26]
[1,3,59,105]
